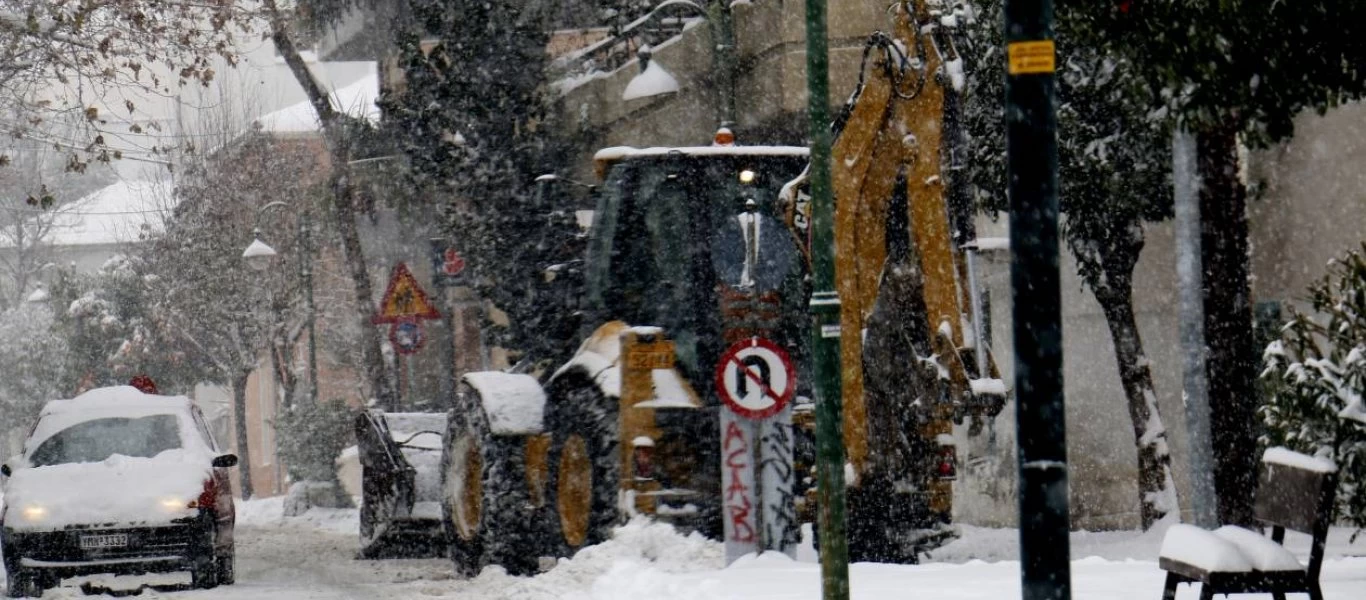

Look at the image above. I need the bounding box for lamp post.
[241,201,319,406]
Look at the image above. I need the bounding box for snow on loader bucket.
[355,410,448,558]
[442,323,705,576]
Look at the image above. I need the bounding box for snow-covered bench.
[1157,447,1339,600]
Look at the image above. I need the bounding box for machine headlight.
[739,169,756,184]
[20,505,47,522]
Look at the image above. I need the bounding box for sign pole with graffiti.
[716,337,798,564]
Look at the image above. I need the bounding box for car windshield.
[28,414,183,467]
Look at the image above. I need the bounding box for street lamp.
[614,0,736,128]
[241,201,318,406]
[242,237,277,270]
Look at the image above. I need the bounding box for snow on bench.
[1159,524,1254,573]
[1263,446,1338,474]
[1211,526,1302,572]
[1158,446,1339,599]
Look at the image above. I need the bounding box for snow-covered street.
[10,498,1364,599]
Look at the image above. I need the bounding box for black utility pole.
[1004,2,1070,600]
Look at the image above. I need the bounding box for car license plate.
[79,534,128,549]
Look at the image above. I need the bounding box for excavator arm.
[829,1,1004,476]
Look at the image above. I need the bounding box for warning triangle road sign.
[372,262,442,324]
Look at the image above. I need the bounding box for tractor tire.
[543,371,620,559]
[440,390,542,578]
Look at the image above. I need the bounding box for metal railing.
[551,0,708,80]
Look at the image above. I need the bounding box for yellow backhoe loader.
[353,0,1006,575]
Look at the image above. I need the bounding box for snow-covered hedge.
[276,398,356,485]
[1259,243,1366,534]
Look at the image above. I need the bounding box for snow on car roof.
[26,386,206,458]
[592,145,809,162]
[40,385,193,416]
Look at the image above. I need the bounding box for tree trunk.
[328,165,398,409]
[1196,126,1258,526]
[270,337,297,411]
[232,369,254,500]
[1093,283,1177,529]
[265,2,397,409]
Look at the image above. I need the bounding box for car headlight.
[20,505,47,522]
[159,497,197,512]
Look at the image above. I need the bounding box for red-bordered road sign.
[372,262,442,324]
[715,337,795,420]
[389,318,426,355]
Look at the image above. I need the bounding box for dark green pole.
[805,0,849,599]
[1004,2,1070,600]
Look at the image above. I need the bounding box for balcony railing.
[550,0,709,87]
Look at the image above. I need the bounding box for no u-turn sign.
[715,337,795,420]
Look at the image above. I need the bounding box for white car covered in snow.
[0,386,238,597]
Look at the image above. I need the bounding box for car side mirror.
[1,464,10,477]
[212,454,238,468]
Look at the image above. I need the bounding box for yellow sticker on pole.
[1008,40,1056,75]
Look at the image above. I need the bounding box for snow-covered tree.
[146,123,336,499]
[245,0,399,408]
[49,255,199,395]
[0,137,117,309]
[0,0,251,168]
[1071,0,1366,527]
[1260,243,1366,534]
[965,0,1178,528]
[0,301,67,425]
[382,0,582,369]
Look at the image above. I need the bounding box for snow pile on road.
[463,517,721,600]
[237,495,359,536]
[48,503,1364,599]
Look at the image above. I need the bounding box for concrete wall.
[1248,103,1366,305]
[224,365,288,499]
[953,219,1189,530]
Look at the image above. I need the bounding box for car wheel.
[190,522,220,589]
[215,551,235,585]
[5,569,42,598]
[190,555,219,589]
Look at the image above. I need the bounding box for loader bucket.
[355,410,449,558]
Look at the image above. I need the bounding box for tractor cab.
[582,144,812,380]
